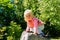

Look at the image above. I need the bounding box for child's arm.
[33,19,38,34]
[26,23,30,32]
[39,20,44,25]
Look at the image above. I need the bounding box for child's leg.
[38,25,44,36]
[39,25,44,30]
[38,25,44,34]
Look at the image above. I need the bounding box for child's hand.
[32,33,37,35]
[25,30,30,32]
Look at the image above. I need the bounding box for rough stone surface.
[20,31,50,40]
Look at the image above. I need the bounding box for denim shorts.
[30,25,44,34]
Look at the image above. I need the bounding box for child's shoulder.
[33,17,38,21]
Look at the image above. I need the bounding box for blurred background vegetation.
[0,0,60,40]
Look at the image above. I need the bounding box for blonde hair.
[24,9,34,22]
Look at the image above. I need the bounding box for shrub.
[7,21,23,40]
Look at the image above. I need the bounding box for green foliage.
[22,0,60,37]
[14,0,27,29]
[0,26,7,40]
[7,36,13,40]
[0,0,16,26]
[39,0,60,37]
[0,21,22,40]
[7,21,22,40]
[0,0,60,39]
[23,0,40,16]
[0,0,23,40]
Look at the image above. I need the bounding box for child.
[24,9,44,36]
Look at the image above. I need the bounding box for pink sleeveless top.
[26,17,43,33]
[27,18,43,28]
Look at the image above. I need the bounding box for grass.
[51,39,60,40]
[50,37,60,40]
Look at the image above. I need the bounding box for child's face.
[25,13,32,20]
